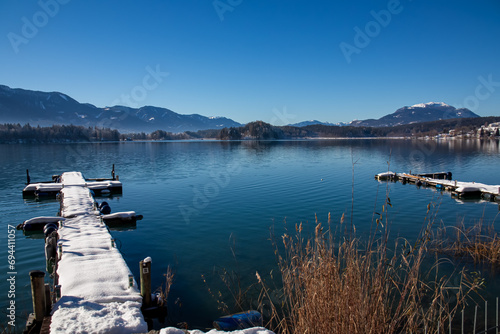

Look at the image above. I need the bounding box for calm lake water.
[1,139,499,331]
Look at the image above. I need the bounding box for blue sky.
[1,0,499,125]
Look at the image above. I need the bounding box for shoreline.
[2,136,499,144]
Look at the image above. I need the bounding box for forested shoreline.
[1,116,499,143]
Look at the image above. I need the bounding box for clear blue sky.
[1,0,499,125]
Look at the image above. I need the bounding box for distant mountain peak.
[409,102,450,109]
[350,102,479,127]
[289,120,337,127]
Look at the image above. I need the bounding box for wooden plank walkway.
[49,172,147,333]
[375,171,500,200]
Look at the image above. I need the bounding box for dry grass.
[156,266,174,307]
[255,206,483,334]
[432,219,500,265]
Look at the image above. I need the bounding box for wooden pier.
[22,171,148,333]
[375,171,500,201]
[22,167,122,198]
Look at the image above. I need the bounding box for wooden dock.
[22,170,122,198]
[22,171,148,333]
[375,171,500,200]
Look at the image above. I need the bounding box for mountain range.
[288,120,349,127]
[0,85,241,133]
[0,85,480,132]
[348,102,479,127]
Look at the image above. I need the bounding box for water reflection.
[1,139,499,331]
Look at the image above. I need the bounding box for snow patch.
[50,298,147,334]
[59,93,68,101]
[410,102,450,109]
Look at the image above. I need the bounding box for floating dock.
[22,167,122,198]
[375,171,500,201]
[22,171,148,333]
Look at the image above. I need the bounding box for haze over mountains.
[0,85,480,132]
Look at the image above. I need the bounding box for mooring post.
[44,283,51,315]
[29,270,46,322]
[26,169,31,185]
[140,257,152,308]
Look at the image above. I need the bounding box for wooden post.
[29,270,46,322]
[140,257,152,308]
[44,283,52,315]
[55,285,61,301]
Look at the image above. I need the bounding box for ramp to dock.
[50,172,147,333]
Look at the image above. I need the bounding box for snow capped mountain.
[350,102,479,127]
[409,102,450,109]
[0,85,242,132]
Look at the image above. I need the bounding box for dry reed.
[432,219,500,265]
[256,205,483,334]
[156,266,175,307]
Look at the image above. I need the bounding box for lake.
[1,139,499,331]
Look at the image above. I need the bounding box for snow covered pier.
[25,172,147,333]
[22,167,122,198]
[375,171,500,201]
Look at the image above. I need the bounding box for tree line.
[217,117,500,140]
[0,123,215,143]
[0,123,120,143]
[1,117,499,143]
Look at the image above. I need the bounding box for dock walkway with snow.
[375,171,500,200]
[49,172,147,333]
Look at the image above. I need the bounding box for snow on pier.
[375,171,500,199]
[50,172,147,333]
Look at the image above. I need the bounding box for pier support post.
[44,283,52,315]
[140,257,152,308]
[29,270,46,322]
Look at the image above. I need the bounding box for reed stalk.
[257,206,483,334]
